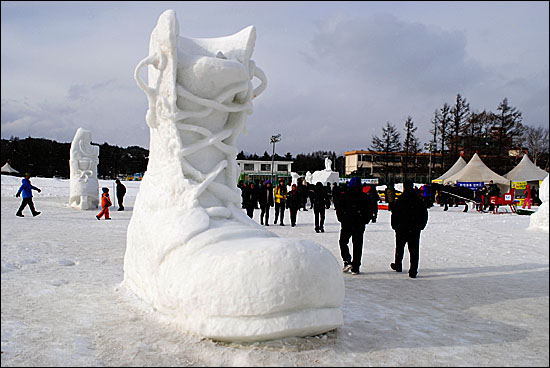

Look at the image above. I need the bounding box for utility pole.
[270,134,281,184]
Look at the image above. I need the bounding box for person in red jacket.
[96,187,112,220]
[522,184,532,209]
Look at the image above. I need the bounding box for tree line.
[369,94,549,181]
[1,137,346,179]
[1,137,149,179]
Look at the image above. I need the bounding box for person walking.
[15,174,41,217]
[258,180,274,225]
[312,181,331,232]
[115,179,126,211]
[273,178,287,226]
[390,181,429,278]
[335,177,374,275]
[96,187,112,220]
[286,184,301,227]
[366,185,380,223]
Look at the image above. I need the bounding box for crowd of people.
[239,177,428,277]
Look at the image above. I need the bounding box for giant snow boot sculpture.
[68,127,99,210]
[123,10,344,342]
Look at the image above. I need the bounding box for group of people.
[334,178,428,277]
[14,174,127,221]
[239,177,428,277]
[15,173,428,277]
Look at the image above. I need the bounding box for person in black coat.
[115,179,126,211]
[243,182,258,219]
[258,180,274,225]
[312,182,331,232]
[390,181,429,278]
[335,177,374,275]
[286,184,301,227]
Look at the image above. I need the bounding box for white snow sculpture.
[307,159,339,185]
[124,9,344,343]
[68,128,99,210]
[305,171,313,184]
[529,175,549,232]
[290,172,301,186]
[325,157,332,171]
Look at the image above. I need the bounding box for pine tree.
[402,116,419,176]
[450,93,470,157]
[371,122,401,183]
[437,103,452,170]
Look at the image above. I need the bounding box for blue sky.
[1,1,548,156]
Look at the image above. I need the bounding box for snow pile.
[529,174,549,232]
[124,9,344,342]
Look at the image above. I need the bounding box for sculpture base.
[308,170,339,186]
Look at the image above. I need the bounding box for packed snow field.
[1,175,548,366]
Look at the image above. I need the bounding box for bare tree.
[523,126,549,170]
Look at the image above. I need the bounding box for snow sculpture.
[307,159,339,185]
[325,157,332,171]
[305,171,313,184]
[529,175,549,232]
[290,172,301,185]
[68,128,99,209]
[124,9,344,342]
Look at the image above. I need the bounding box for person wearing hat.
[335,177,374,275]
[390,180,428,278]
[15,173,41,217]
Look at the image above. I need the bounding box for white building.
[237,159,293,184]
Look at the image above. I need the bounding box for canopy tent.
[432,156,467,183]
[504,154,548,183]
[443,153,510,192]
[1,162,19,174]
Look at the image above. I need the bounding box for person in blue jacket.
[15,174,41,217]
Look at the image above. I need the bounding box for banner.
[511,181,527,190]
[457,182,484,189]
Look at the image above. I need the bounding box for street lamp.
[270,134,281,184]
[424,142,435,183]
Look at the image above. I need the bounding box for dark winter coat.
[16,178,40,199]
[258,185,274,208]
[286,189,301,210]
[243,185,258,209]
[391,189,428,233]
[116,182,126,198]
[312,183,331,210]
[335,186,374,226]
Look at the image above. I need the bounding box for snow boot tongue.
[124,9,344,343]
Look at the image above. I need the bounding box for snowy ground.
[1,175,548,366]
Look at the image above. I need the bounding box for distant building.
[344,150,443,183]
[237,159,293,184]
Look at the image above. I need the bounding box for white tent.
[443,153,510,191]
[1,162,19,174]
[432,156,467,183]
[504,154,548,182]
